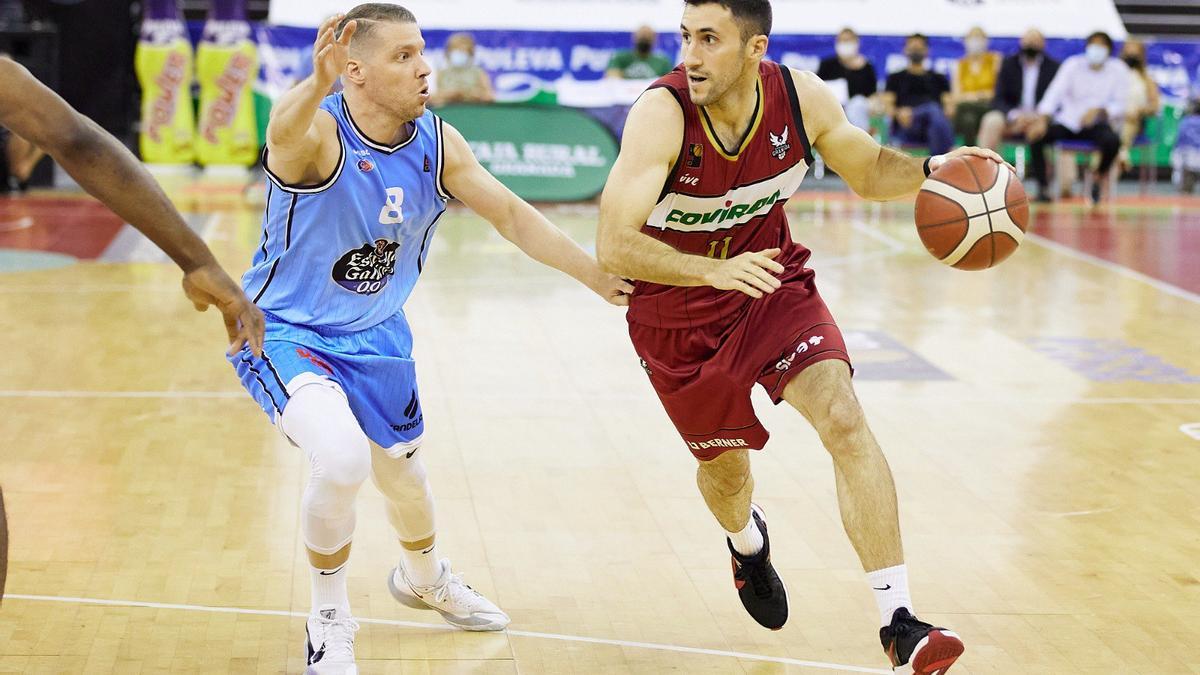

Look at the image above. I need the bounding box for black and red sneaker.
[727,504,789,630]
[879,607,964,674]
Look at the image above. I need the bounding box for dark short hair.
[838,27,859,40]
[336,3,417,46]
[1086,31,1113,49]
[683,0,773,41]
[907,33,929,46]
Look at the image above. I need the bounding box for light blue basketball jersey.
[243,93,451,332]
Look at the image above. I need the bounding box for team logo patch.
[357,159,374,173]
[423,155,431,172]
[775,334,827,372]
[769,126,791,161]
[686,143,703,168]
[331,238,400,295]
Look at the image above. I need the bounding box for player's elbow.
[50,115,103,163]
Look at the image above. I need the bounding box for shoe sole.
[386,566,510,632]
[901,629,964,675]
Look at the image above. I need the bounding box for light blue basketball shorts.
[229,310,423,450]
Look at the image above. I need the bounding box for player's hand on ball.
[592,272,635,306]
[183,263,266,357]
[705,248,784,299]
[313,14,356,88]
[935,147,1014,174]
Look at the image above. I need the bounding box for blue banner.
[191,23,1200,106]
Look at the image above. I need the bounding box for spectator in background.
[951,27,1000,146]
[431,32,494,106]
[1028,31,1128,204]
[606,25,672,80]
[817,28,878,131]
[1118,38,1160,170]
[884,34,953,155]
[977,29,1060,167]
[1173,67,1200,193]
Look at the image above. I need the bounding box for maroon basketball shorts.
[628,279,851,461]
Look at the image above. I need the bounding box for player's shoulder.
[629,86,685,128]
[782,66,824,93]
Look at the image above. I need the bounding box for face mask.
[448,50,470,67]
[836,41,859,59]
[635,39,653,55]
[1086,44,1109,65]
[1123,55,1143,69]
[965,37,987,55]
[907,50,927,65]
[1020,46,1041,59]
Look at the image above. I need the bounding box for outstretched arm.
[440,121,633,306]
[796,68,1002,201]
[0,56,263,355]
[595,89,783,298]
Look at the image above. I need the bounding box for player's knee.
[697,450,751,495]
[373,450,429,500]
[322,441,372,490]
[286,383,372,489]
[815,397,867,447]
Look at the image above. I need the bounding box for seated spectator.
[978,29,1060,155]
[606,25,672,80]
[884,33,953,155]
[1174,73,1200,193]
[1118,38,1160,170]
[431,32,494,107]
[817,28,878,132]
[951,27,1000,146]
[1028,31,1129,204]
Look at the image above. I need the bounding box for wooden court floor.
[1,184,1198,673]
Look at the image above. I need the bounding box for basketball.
[914,155,1028,270]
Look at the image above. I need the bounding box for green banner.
[436,104,618,202]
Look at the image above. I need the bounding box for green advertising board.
[436,104,619,202]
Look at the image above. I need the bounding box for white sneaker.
[387,558,510,631]
[305,606,359,674]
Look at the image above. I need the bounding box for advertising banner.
[436,104,619,201]
[196,0,260,167]
[270,0,1127,39]
[135,0,195,165]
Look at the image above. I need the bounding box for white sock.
[726,513,764,557]
[401,542,443,587]
[311,563,351,617]
[868,564,913,627]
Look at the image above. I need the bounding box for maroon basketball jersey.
[627,61,815,329]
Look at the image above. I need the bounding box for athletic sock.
[311,562,351,617]
[868,564,913,627]
[401,542,443,587]
[726,513,764,557]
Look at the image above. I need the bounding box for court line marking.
[1,390,1199,406]
[4,593,890,674]
[1025,233,1200,306]
[0,390,244,399]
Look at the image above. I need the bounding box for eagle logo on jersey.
[769,126,791,161]
[331,238,400,295]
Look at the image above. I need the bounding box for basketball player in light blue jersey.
[228,5,632,672]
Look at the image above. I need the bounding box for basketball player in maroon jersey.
[597,2,1004,672]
